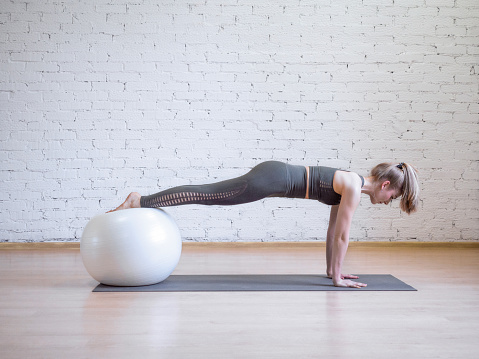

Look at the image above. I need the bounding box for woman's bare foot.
[108,192,142,213]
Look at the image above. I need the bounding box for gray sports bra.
[309,166,365,205]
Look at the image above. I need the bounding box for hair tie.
[397,162,405,170]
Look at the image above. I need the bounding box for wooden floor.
[1,242,479,359]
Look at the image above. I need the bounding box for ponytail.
[399,163,420,214]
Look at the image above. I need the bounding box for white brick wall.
[1,0,478,242]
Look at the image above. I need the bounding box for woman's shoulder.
[333,170,363,196]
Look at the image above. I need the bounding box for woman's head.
[370,162,420,214]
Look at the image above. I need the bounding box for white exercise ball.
[81,208,182,286]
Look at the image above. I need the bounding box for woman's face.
[370,181,401,206]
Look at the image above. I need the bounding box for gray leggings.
[140,161,307,208]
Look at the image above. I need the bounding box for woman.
[110,161,419,288]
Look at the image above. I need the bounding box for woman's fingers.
[342,275,359,280]
[344,279,367,288]
[353,281,367,288]
[333,278,367,288]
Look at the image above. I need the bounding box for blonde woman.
[110,161,420,288]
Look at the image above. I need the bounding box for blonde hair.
[370,162,420,214]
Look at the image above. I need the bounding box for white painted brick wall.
[1,0,478,243]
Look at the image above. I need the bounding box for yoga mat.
[93,274,416,292]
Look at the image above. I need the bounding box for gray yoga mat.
[92,274,416,292]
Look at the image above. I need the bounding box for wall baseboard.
[1,241,478,250]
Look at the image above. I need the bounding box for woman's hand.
[327,273,359,280]
[341,274,359,279]
[333,278,367,288]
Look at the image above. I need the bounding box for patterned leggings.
[140,161,308,208]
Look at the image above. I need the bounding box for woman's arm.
[331,185,367,288]
[326,205,359,280]
[326,205,338,277]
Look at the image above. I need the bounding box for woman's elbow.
[334,232,349,243]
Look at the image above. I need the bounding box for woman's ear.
[381,180,391,190]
